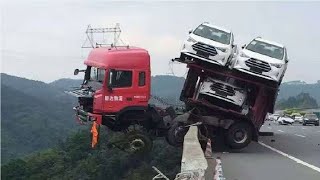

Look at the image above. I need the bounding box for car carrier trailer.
[166,58,278,149]
[67,25,280,152]
[68,46,278,151]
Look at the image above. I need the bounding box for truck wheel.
[225,122,252,149]
[166,121,189,147]
[127,133,153,154]
[303,123,306,126]
[315,123,319,126]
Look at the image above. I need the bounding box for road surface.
[214,122,320,180]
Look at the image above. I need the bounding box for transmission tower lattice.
[82,23,126,48]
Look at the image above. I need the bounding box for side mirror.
[285,59,289,63]
[241,44,246,49]
[74,69,80,75]
[188,29,193,34]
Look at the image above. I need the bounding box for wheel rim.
[233,129,248,144]
[129,138,145,151]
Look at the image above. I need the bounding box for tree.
[276,93,318,110]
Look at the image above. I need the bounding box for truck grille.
[192,42,217,57]
[245,58,271,73]
[210,82,235,97]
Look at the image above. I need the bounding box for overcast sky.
[1,0,320,83]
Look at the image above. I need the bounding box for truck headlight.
[216,47,227,52]
[187,37,197,43]
[240,52,249,58]
[270,63,283,68]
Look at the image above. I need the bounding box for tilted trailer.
[166,59,278,149]
[68,45,278,151]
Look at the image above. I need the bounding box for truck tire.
[225,122,252,149]
[166,121,189,147]
[127,132,153,154]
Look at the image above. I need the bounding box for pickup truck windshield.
[246,40,284,60]
[193,25,231,45]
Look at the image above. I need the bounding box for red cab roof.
[84,47,150,69]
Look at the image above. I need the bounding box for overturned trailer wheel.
[225,122,252,149]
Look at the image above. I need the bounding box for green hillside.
[1,74,78,163]
[1,129,182,180]
[278,81,320,104]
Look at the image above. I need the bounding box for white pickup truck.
[232,37,288,84]
[196,77,248,114]
[180,22,236,67]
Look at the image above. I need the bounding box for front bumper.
[73,106,102,124]
[197,79,247,107]
[303,120,319,124]
[181,41,230,66]
[233,56,284,82]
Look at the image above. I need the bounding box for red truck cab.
[71,47,161,131]
[85,47,151,113]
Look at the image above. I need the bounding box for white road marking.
[277,130,284,132]
[267,127,272,129]
[302,127,306,130]
[294,134,306,138]
[258,141,320,173]
[214,158,225,180]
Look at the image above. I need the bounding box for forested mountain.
[1,74,78,163]
[276,93,319,110]
[278,81,320,104]
[50,78,83,90]
[1,74,74,104]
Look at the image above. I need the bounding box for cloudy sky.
[1,0,320,83]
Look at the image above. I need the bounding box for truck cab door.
[104,69,134,113]
[88,68,106,113]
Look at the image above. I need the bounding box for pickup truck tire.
[225,122,252,149]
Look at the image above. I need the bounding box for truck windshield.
[193,25,231,45]
[246,40,284,60]
[89,67,105,83]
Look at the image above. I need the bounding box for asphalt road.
[213,122,320,180]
